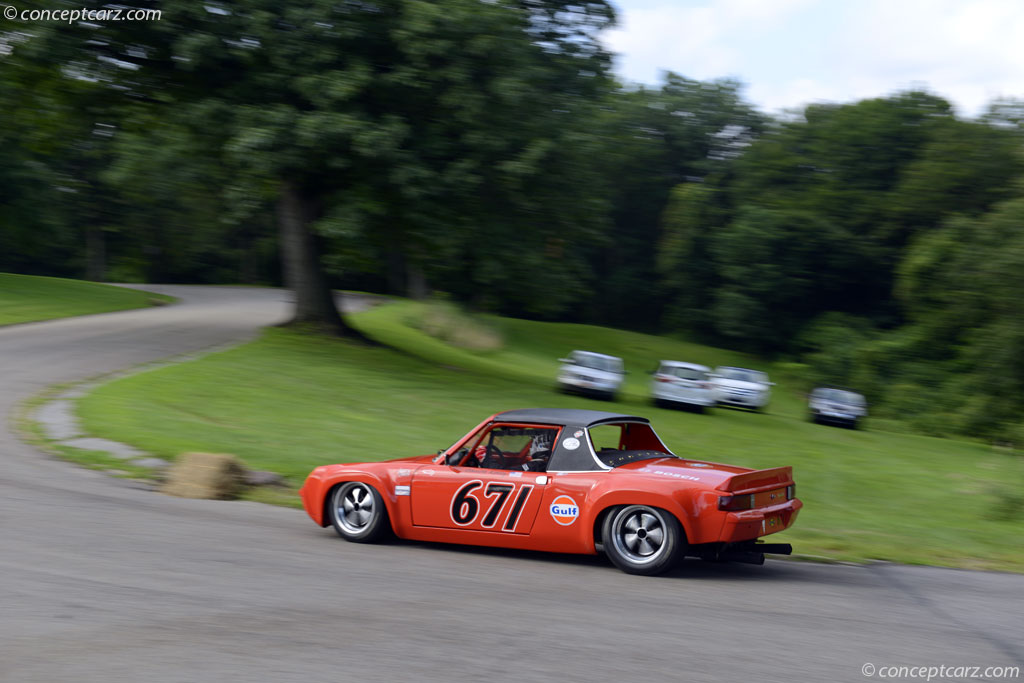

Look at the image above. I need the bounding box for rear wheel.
[328,482,390,543]
[602,505,685,575]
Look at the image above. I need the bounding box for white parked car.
[808,387,867,429]
[651,361,715,412]
[557,350,625,401]
[711,366,773,411]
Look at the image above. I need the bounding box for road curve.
[1,286,1021,683]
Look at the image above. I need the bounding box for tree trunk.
[385,246,405,295]
[406,262,430,300]
[85,226,106,281]
[277,182,365,338]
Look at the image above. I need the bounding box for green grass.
[0,273,173,326]
[75,299,1024,571]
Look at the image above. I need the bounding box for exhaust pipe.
[755,543,792,555]
[695,542,792,564]
[723,550,765,565]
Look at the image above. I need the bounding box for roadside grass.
[72,300,1024,571]
[0,273,173,326]
[350,299,809,410]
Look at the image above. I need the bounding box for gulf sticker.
[549,495,580,526]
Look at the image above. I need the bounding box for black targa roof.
[494,408,648,428]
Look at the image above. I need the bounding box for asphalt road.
[1,286,1021,683]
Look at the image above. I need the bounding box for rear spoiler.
[716,466,793,493]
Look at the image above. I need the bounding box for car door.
[409,423,552,534]
[409,466,546,533]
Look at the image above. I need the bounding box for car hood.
[713,379,766,391]
[615,455,752,488]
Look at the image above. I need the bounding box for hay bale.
[160,452,247,500]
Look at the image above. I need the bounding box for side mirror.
[445,448,468,466]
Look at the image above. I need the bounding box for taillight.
[718,494,755,511]
[655,375,672,383]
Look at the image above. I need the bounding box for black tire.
[602,505,685,576]
[328,482,390,543]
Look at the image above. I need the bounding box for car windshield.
[717,367,766,383]
[662,366,707,380]
[572,353,622,374]
[815,389,865,405]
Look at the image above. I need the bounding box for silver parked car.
[808,387,867,429]
[556,350,625,401]
[710,366,773,411]
[651,361,715,412]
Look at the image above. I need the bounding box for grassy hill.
[0,273,172,326]
[74,298,1024,571]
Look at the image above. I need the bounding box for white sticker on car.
[644,468,701,482]
[562,438,580,450]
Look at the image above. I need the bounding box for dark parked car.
[808,387,867,429]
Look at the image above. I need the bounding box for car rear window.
[574,354,622,373]
[588,422,672,462]
[665,366,706,380]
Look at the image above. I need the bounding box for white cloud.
[604,0,813,83]
[605,0,1024,117]
[604,6,730,83]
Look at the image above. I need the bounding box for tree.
[710,206,855,352]
[728,91,958,330]
[656,181,723,334]
[10,0,618,331]
[592,75,764,328]
[893,197,1024,440]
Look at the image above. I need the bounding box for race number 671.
[451,481,534,532]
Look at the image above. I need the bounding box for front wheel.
[328,482,390,543]
[602,505,685,575]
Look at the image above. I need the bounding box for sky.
[603,0,1024,118]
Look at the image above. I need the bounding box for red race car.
[300,409,802,575]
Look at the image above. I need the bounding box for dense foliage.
[2,1,1023,442]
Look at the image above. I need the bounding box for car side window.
[471,425,557,471]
